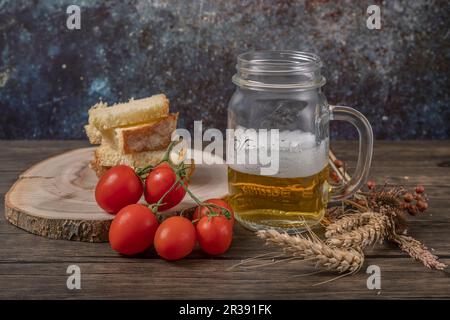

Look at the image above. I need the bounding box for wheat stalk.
[390,234,447,270]
[326,213,393,249]
[325,212,374,238]
[257,229,364,274]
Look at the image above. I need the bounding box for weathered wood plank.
[332,140,450,160]
[0,221,448,261]
[0,258,448,299]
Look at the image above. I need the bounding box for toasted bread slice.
[84,101,108,144]
[91,144,196,178]
[102,113,178,154]
[95,143,166,168]
[89,156,111,177]
[85,124,102,144]
[89,94,169,130]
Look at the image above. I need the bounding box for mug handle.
[329,105,374,201]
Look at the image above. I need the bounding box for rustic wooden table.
[1,140,449,299]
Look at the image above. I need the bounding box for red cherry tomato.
[95,165,143,214]
[156,162,172,170]
[109,204,159,255]
[193,199,235,226]
[196,216,233,255]
[144,163,186,211]
[154,216,196,260]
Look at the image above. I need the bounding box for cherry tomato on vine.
[95,165,143,214]
[196,216,233,255]
[154,216,196,261]
[193,199,235,226]
[156,162,172,170]
[109,204,159,255]
[144,163,186,211]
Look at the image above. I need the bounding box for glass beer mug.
[227,50,373,232]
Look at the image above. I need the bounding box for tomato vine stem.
[137,137,231,221]
[178,180,231,220]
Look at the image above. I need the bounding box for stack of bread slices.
[85,93,178,176]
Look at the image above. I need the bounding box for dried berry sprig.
[358,182,429,218]
[342,182,430,235]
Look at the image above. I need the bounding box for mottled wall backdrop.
[0,0,448,139]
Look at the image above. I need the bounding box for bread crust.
[84,124,102,145]
[91,94,169,130]
[119,113,178,154]
[89,153,111,177]
[94,143,167,168]
[90,145,195,179]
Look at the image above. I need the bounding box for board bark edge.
[5,185,110,243]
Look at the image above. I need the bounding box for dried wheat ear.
[257,229,364,274]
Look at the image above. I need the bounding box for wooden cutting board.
[5,147,228,242]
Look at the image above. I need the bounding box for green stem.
[178,179,203,205]
[161,138,183,163]
[178,180,231,220]
[150,177,180,213]
[135,165,154,178]
[135,137,186,179]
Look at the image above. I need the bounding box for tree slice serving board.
[5,147,228,242]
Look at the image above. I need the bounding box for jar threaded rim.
[233,50,326,90]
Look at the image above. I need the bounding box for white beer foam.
[229,127,328,178]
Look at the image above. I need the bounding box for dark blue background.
[0,0,449,139]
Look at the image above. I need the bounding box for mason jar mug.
[227,50,373,232]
